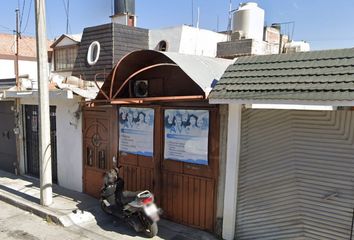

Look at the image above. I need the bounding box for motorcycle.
[100,167,161,238]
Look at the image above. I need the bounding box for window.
[156,40,168,51]
[54,46,78,71]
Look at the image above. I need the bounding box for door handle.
[2,131,10,139]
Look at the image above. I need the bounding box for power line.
[62,0,70,34]
[19,0,26,30]
[0,24,12,31]
[22,0,33,34]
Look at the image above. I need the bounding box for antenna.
[191,0,194,26]
[227,0,232,40]
[111,0,114,16]
[196,7,200,28]
[66,0,69,34]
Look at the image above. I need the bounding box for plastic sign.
[164,109,209,165]
[119,107,154,157]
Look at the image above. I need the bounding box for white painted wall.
[19,96,83,192]
[149,26,183,53]
[222,104,242,240]
[0,59,37,80]
[149,25,228,57]
[55,37,77,47]
[179,25,228,57]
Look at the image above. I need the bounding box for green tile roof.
[209,48,354,102]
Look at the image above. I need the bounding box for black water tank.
[114,0,135,15]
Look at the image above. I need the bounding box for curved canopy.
[96,50,233,102]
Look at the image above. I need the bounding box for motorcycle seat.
[120,191,140,205]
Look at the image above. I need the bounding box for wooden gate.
[117,105,219,232]
[118,106,161,201]
[83,106,117,198]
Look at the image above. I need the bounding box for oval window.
[87,41,101,65]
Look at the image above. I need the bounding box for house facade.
[85,49,232,233]
[209,48,354,240]
[0,33,87,192]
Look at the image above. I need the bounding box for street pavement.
[0,200,217,240]
[0,170,218,240]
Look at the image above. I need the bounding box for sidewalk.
[0,170,218,240]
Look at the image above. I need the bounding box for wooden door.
[83,107,117,198]
[160,107,219,231]
[117,106,160,200]
[117,105,219,232]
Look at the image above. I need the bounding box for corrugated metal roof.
[0,78,15,90]
[162,52,233,95]
[209,48,354,102]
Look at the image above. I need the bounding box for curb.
[0,188,64,226]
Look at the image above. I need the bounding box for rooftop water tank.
[114,0,135,15]
[232,2,265,41]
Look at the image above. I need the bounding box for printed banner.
[164,109,209,165]
[119,107,154,157]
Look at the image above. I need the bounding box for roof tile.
[209,48,354,102]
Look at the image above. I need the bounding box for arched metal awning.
[95,50,233,104]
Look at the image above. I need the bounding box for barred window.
[54,47,78,71]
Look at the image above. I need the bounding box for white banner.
[119,107,154,157]
[164,109,209,165]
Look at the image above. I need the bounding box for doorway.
[117,105,219,232]
[24,105,58,183]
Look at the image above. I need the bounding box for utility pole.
[35,0,52,206]
[15,9,19,88]
[14,8,21,176]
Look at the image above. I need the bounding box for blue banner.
[164,109,209,165]
[119,107,154,157]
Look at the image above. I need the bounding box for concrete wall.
[0,59,37,80]
[215,104,228,236]
[149,25,228,57]
[19,96,83,192]
[149,26,183,52]
[179,26,227,57]
[217,39,279,58]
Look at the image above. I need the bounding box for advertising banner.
[119,107,154,157]
[164,109,209,165]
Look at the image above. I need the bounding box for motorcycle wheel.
[100,199,112,215]
[143,220,158,238]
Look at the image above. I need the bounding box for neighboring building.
[0,34,46,175]
[51,34,82,77]
[209,48,354,240]
[71,23,148,82]
[149,25,228,57]
[217,2,310,58]
[0,33,88,192]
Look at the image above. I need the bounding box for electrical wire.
[0,24,12,31]
[62,0,70,34]
[19,0,26,31]
[22,0,32,34]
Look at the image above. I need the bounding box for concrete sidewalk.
[0,170,218,240]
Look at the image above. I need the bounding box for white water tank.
[232,2,265,41]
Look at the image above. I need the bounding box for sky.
[0,0,353,50]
